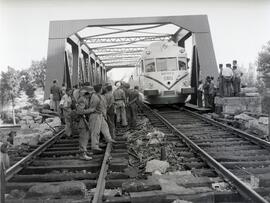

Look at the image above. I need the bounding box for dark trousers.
[204,93,211,108]
[223,77,232,97]
[198,91,203,107]
[233,77,241,96]
[128,104,138,128]
[107,108,115,139]
[219,77,224,97]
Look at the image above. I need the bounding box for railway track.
[144,104,270,203]
[3,105,270,203]
[4,127,128,203]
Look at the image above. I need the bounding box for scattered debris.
[145,159,170,174]
[211,182,230,192]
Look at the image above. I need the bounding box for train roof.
[140,41,187,59]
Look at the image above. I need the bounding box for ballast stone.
[14,130,40,146]
[145,159,170,174]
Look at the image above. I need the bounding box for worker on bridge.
[59,89,73,138]
[89,84,116,153]
[104,85,116,139]
[113,82,128,127]
[218,64,224,97]
[76,87,94,160]
[127,86,140,129]
[203,76,211,108]
[232,60,242,96]
[50,80,61,113]
[222,64,234,97]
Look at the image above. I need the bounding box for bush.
[0,111,14,124]
[262,96,270,114]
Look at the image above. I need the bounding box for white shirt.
[222,67,233,77]
[233,69,242,78]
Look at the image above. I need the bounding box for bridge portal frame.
[45,15,218,101]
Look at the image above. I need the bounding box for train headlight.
[179,48,185,53]
[146,50,151,55]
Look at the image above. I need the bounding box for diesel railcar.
[130,41,193,105]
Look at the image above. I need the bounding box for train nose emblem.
[167,81,171,85]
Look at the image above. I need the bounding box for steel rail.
[183,108,270,151]
[5,128,65,181]
[92,142,112,203]
[144,105,269,203]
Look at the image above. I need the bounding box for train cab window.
[145,59,155,72]
[141,60,144,73]
[156,57,177,71]
[178,60,187,70]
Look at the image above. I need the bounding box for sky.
[0,0,270,80]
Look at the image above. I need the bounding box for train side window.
[145,59,155,72]
[178,60,187,70]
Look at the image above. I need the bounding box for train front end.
[136,41,194,105]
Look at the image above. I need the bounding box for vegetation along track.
[144,104,270,203]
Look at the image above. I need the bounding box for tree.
[19,70,36,99]
[257,41,270,119]
[29,58,46,89]
[257,41,270,75]
[0,67,21,124]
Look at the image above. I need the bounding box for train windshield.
[178,59,187,70]
[145,59,155,72]
[156,57,178,71]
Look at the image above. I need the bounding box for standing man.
[127,86,140,129]
[59,89,73,138]
[203,76,211,108]
[104,85,115,139]
[209,77,216,110]
[50,80,61,112]
[197,80,203,107]
[73,85,80,102]
[122,82,131,126]
[89,84,116,153]
[222,64,234,97]
[218,64,224,97]
[76,87,93,160]
[232,60,242,96]
[113,82,127,126]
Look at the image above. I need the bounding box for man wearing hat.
[104,85,115,138]
[232,60,242,96]
[127,86,140,129]
[113,81,127,126]
[203,76,211,108]
[89,84,116,152]
[218,64,224,97]
[222,63,234,97]
[76,87,94,160]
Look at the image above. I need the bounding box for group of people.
[49,80,141,160]
[218,60,243,97]
[198,60,243,109]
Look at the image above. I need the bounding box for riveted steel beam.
[84,35,171,43]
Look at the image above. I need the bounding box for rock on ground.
[14,130,40,146]
[145,159,170,174]
[27,181,86,197]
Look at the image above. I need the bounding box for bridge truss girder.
[45,15,218,102]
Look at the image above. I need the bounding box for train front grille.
[163,90,175,96]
